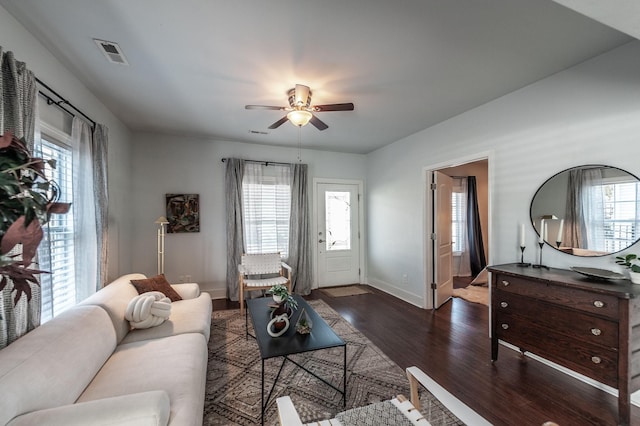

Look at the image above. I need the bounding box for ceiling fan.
[245,84,354,131]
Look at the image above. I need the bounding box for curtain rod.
[36,77,97,129]
[220,158,293,167]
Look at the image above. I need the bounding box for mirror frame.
[529,164,640,257]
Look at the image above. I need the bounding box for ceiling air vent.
[93,39,129,65]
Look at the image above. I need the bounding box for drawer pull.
[593,300,605,308]
[500,301,508,308]
[501,280,510,287]
[591,356,602,364]
[591,328,602,336]
[501,324,509,330]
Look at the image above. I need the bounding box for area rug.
[320,286,372,297]
[204,300,463,425]
[452,285,489,306]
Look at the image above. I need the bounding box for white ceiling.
[0,0,633,154]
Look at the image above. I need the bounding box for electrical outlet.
[402,273,408,285]
[179,275,185,282]
[185,274,192,282]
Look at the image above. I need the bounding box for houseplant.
[267,284,298,311]
[0,132,70,304]
[615,253,640,284]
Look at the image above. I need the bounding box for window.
[324,191,351,251]
[35,134,75,322]
[451,187,466,254]
[242,163,291,257]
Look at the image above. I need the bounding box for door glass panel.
[325,191,351,251]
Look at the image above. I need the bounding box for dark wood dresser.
[488,263,640,425]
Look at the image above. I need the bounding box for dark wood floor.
[214,286,639,425]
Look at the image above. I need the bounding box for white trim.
[312,178,366,290]
[422,151,494,310]
[39,120,72,147]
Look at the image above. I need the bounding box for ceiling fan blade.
[313,103,354,112]
[268,116,289,129]
[310,115,328,131]
[245,105,286,110]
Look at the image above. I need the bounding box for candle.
[520,224,525,247]
[539,219,545,243]
[556,219,564,243]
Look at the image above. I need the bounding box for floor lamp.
[155,216,169,275]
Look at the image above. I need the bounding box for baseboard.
[198,282,227,300]
[366,277,424,308]
[499,341,640,406]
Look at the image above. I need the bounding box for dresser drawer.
[493,274,619,319]
[496,312,618,387]
[494,290,619,349]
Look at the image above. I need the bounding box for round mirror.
[530,165,640,257]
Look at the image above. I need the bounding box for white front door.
[316,183,360,287]
[433,171,454,308]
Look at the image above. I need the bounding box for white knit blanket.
[125,291,172,329]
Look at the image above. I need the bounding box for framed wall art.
[165,193,200,233]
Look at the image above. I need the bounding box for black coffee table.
[246,295,346,425]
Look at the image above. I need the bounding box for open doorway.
[426,158,490,310]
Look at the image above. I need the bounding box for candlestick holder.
[556,241,561,248]
[516,245,530,267]
[532,242,549,269]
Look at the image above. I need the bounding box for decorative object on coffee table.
[267,313,290,337]
[295,307,312,334]
[268,284,298,311]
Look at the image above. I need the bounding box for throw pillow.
[130,274,183,302]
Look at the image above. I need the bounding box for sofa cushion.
[78,333,208,426]
[121,292,212,344]
[130,274,183,302]
[80,273,146,343]
[171,283,200,300]
[7,391,170,426]
[0,306,116,426]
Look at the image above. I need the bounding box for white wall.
[0,6,134,282]
[130,133,367,297]
[366,41,640,307]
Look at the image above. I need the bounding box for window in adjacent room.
[35,130,75,322]
[451,183,467,254]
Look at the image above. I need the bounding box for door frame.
[422,151,494,310]
[312,178,365,290]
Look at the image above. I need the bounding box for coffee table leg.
[261,358,265,426]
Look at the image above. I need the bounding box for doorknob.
[318,239,325,243]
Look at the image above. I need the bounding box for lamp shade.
[287,110,312,127]
[155,216,169,225]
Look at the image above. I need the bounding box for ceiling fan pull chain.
[297,126,302,163]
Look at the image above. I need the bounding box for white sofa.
[0,273,212,426]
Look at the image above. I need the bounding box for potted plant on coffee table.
[267,284,298,311]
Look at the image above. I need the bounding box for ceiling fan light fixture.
[287,110,312,127]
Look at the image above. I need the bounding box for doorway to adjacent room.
[425,156,490,310]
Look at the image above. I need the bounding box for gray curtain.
[92,124,109,289]
[0,48,38,349]
[225,158,245,301]
[288,163,312,295]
